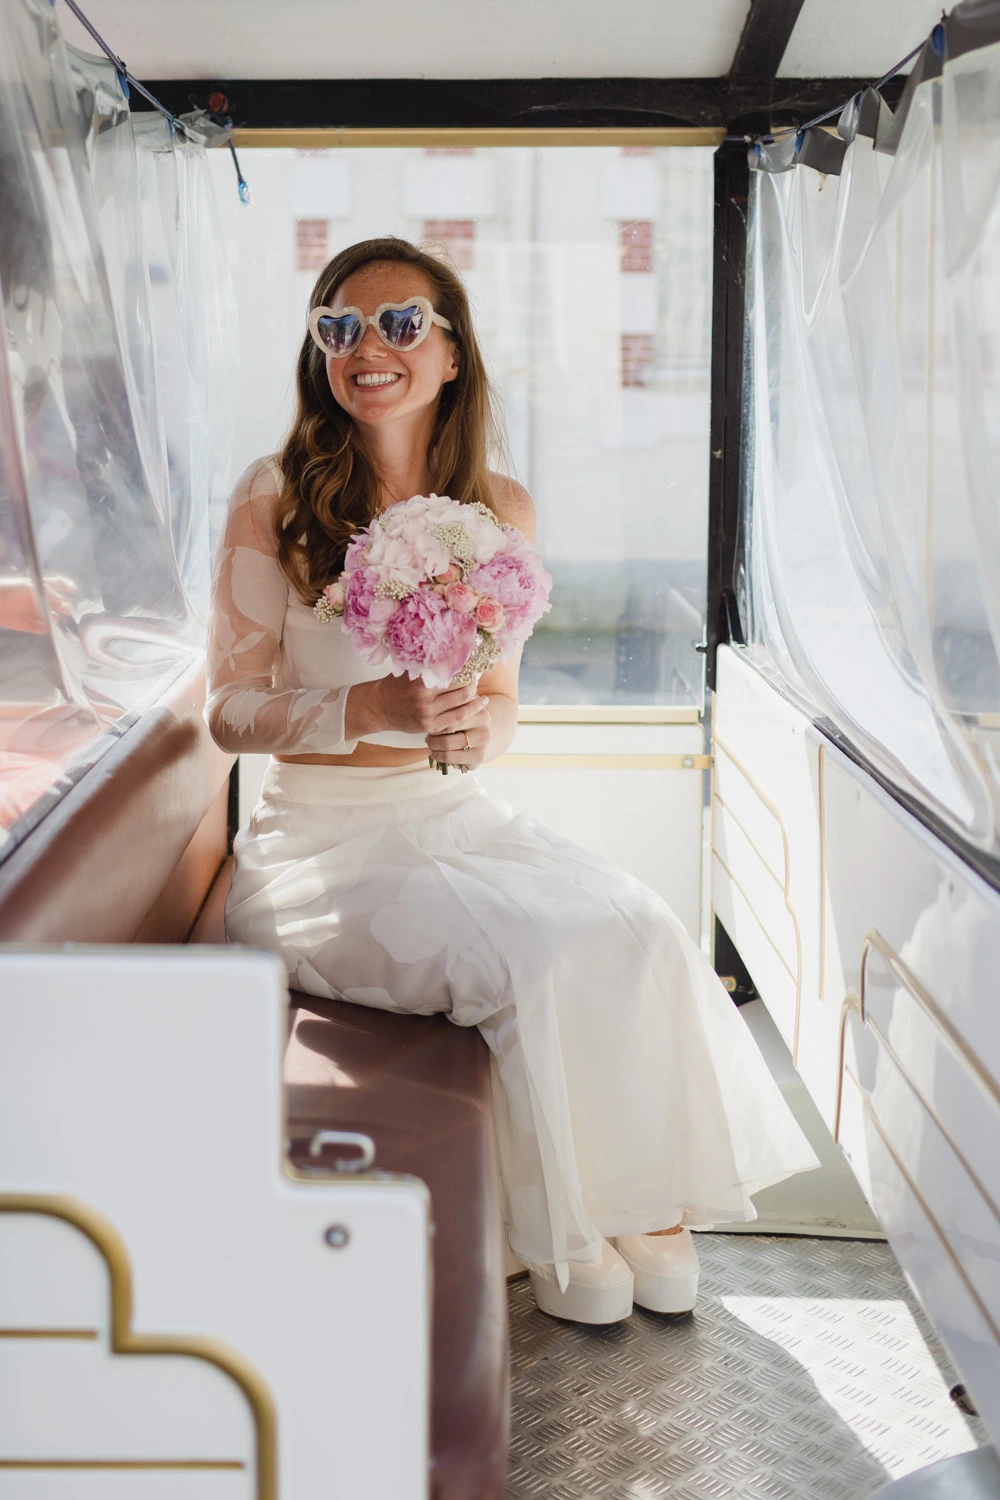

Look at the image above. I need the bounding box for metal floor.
[508,1235,987,1499]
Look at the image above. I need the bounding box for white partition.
[0,949,430,1500]
[713,644,1000,1447]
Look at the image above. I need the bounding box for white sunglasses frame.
[308,296,454,358]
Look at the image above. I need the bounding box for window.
[211,144,716,708]
[296,218,329,272]
[422,218,475,271]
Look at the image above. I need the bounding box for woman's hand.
[367,675,489,740]
[425,695,493,770]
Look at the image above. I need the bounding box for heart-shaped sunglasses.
[308,296,454,358]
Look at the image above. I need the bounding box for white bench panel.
[0,949,430,1500]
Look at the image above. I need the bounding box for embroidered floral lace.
[205,458,359,755]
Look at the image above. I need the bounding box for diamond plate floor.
[509,1235,987,1499]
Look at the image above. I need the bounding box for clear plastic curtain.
[0,0,235,854]
[742,41,1000,857]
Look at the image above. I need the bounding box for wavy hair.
[276,236,504,599]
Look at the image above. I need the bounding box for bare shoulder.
[487,471,536,541]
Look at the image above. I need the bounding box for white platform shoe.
[614,1228,700,1313]
[528,1241,634,1324]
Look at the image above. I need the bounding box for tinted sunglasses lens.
[378,304,425,349]
[316,313,361,355]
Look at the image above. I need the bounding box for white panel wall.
[713,645,1000,1448]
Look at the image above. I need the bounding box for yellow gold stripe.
[491,753,712,769]
[712,790,784,893]
[849,1076,1000,1345]
[0,1329,97,1340]
[517,705,701,724]
[231,126,725,150]
[711,732,803,1060]
[711,849,797,987]
[0,1198,275,1500]
[0,1461,244,1471]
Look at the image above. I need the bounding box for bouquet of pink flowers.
[313,493,552,690]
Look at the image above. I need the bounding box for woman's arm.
[205,459,363,756]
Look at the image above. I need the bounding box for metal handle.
[307,1130,376,1172]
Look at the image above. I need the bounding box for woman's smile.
[353,370,403,388]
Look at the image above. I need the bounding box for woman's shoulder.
[233,453,284,502]
[487,471,536,538]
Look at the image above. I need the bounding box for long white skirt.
[227,759,819,1268]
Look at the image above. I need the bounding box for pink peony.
[467,539,552,649]
[382,587,478,688]
[474,596,505,632]
[343,568,389,654]
[444,581,479,613]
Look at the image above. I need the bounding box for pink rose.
[435,563,462,585]
[445,581,479,613]
[474,596,505,632]
[323,580,346,612]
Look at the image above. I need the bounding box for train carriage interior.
[2,0,1000,1495]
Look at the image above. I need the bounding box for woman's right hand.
[359,675,489,739]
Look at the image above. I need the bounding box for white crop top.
[205,455,426,755]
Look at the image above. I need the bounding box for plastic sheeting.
[742,40,1000,859]
[0,0,234,854]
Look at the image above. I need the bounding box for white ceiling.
[778,0,942,78]
[58,0,751,80]
[55,0,934,81]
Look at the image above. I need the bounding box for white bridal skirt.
[227,759,819,1268]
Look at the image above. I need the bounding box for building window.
[620,220,654,273]
[296,218,329,272]
[423,218,475,271]
[621,333,655,388]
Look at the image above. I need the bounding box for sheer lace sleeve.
[205,457,359,756]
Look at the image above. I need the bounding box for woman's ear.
[442,341,460,385]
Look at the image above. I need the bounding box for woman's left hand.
[425,698,492,770]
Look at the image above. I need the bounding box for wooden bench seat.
[0,668,510,1500]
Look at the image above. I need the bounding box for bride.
[206,235,818,1324]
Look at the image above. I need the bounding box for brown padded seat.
[193,861,510,1500]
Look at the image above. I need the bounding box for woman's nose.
[357,321,387,355]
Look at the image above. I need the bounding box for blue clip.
[931,22,945,58]
[116,68,130,100]
[795,129,805,152]
[238,177,252,206]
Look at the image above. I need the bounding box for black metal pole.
[706,141,750,691]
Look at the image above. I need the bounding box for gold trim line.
[231,127,725,150]
[517,705,701,724]
[492,753,711,769]
[0,1328,97,1339]
[850,1080,1000,1345]
[0,1197,276,1500]
[711,732,803,1060]
[0,1461,245,1471]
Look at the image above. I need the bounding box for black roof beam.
[729,0,807,84]
[138,75,905,136]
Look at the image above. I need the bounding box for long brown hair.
[276,236,503,599]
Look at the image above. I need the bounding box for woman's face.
[322,261,459,430]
